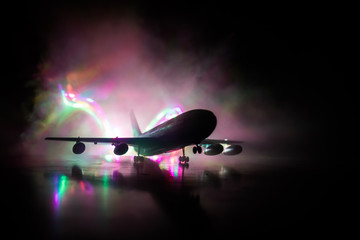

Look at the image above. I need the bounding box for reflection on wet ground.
[2,153,340,238]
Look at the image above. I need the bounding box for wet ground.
[1,146,349,239]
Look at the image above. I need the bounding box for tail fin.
[130,110,142,137]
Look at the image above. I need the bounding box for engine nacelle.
[114,143,129,155]
[223,145,243,155]
[73,142,86,154]
[204,143,224,156]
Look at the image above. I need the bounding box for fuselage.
[137,109,217,156]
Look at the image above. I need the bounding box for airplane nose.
[197,110,217,136]
[183,109,218,143]
[204,110,217,131]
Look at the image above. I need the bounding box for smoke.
[21,12,297,160]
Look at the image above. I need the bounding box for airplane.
[45,109,243,165]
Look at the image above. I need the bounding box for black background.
[1,1,355,238]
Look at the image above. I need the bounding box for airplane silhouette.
[45,109,243,165]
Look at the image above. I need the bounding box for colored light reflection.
[151,155,182,180]
[54,175,68,211]
[102,171,109,210]
[53,175,94,212]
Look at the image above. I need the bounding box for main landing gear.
[133,155,144,171]
[134,156,144,163]
[134,146,144,163]
[193,145,202,154]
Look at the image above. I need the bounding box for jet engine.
[223,145,243,155]
[204,143,224,156]
[114,143,129,155]
[73,142,86,154]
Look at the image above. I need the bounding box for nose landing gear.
[179,147,189,167]
[178,145,201,168]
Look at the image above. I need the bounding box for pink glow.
[80,181,85,191]
[22,14,271,162]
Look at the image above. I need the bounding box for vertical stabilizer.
[130,110,142,137]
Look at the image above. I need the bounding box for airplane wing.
[45,137,243,146]
[200,139,243,145]
[44,137,163,147]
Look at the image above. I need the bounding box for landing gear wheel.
[179,147,190,166]
[193,145,202,154]
[179,156,189,164]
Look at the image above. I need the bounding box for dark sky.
[3,2,350,163]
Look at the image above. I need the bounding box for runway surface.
[2,145,345,239]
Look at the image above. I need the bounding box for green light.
[103,173,109,187]
[102,171,109,211]
[104,154,113,162]
[59,175,67,196]
[54,175,68,210]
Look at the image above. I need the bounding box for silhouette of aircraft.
[45,109,243,164]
